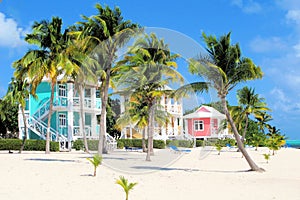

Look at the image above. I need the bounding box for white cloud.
[0,12,27,48]
[249,36,287,53]
[286,9,300,24]
[269,87,300,114]
[270,88,290,103]
[231,0,262,13]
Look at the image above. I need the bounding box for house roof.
[183,105,226,120]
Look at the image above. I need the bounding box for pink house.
[183,105,228,139]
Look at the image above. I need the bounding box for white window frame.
[58,84,67,97]
[59,113,67,127]
[194,120,204,131]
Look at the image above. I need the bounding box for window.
[194,120,204,131]
[59,114,67,127]
[58,84,67,97]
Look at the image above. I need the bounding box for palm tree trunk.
[79,85,89,153]
[142,128,147,152]
[19,106,27,153]
[221,96,264,172]
[242,115,249,144]
[146,102,155,161]
[46,81,55,154]
[98,71,110,155]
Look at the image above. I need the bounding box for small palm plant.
[263,153,270,164]
[116,176,138,200]
[87,154,102,177]
[214,140,223,155]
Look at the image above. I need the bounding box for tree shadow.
[24,158,79,163]
[131,166,200,172]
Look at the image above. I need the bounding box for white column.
[67,83,73,149]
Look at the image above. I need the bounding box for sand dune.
[0,147,299,200]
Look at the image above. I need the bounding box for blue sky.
[1,0,300,139]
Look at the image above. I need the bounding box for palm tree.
[115,176,137,200]
[116,92,170,152]
[114,33,183,161]
[267,126,285,155]
[86,154,102,176]
[4,78,30,153]
[255,111,272,134]
[237,86,269,144]
[188,32,264,171]
[13,17,80,154]
[75,4,139,155]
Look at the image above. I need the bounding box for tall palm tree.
[13,17,79,153]
[116,92,170,152]
[75,4,139,155]
[237,86,269,144]
[255,111,272,134]
[4,78,30,153]
[188,32,264,171]
[69,33,98,153]
[115,33,183,161]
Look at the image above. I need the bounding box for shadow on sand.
[24,158,79,163]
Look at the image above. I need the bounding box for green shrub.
[223,138,236,146]
[153,140,165,149]
[87,140,99,151]
[166,140,193,148]
[117,139,133,147]
[196,140,203,147]
[132,139,142,147]
[117,139,165,149]
[0,139,59,151]
[117,140,124,149]
[72,140,84,151]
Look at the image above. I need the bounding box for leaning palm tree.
[237,86,269,144]
[75,4,139,155]
[116,176,138,200]
[114,33,183,161]
[4,78,30,153]
[187,32,264,171]
[13,17,79,153]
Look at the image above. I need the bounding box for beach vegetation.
[114,33,183,161]
[73,140,84,151]
[263,153,270,163]
[215,141,223,155]
[0,139,59,151]
[116,176,137,200]
[74,3,139,156]
[0,98,19,139]
[13,17,80,154]
[266,126,285,155]
[231,86,269,145]
[87,154,102,177]
[4,78,31,153]
[183,32,264,172]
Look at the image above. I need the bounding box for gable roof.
[183,105,226,120]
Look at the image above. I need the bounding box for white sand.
[0,147,299,200]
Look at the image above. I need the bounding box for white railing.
[165,105,182,114]
[106,133,117,151]
[26,115,68,149]
[33,97,68,119]
[73,126,91,137]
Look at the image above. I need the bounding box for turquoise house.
[18,80,102,149]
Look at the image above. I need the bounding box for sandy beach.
[0,147,299,200]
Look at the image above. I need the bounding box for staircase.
[106,133,117,151]
[26,115,68,150]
